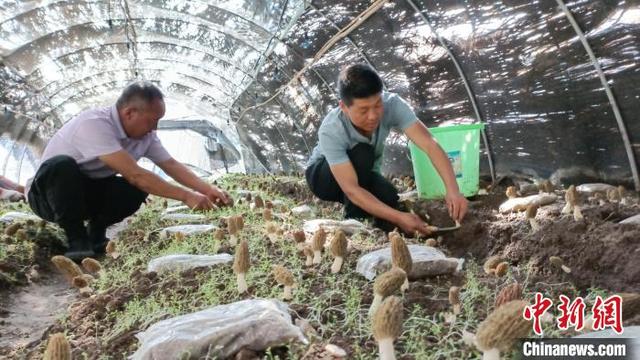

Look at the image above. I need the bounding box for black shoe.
[61,222,95,261]
[87,221,109,254]
[92,237,109,254]
[64,236,95,261]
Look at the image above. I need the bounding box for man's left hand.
[204,186,232,206]
[445,191,468,222]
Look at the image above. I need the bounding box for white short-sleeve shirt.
[26,105,171,195]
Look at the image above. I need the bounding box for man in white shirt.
[27,81,230,260]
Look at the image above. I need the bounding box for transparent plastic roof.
[1,0,640,188]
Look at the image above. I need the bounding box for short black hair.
[337,64,383,106]
[116,81,164,109]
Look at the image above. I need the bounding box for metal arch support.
[1,0,275,39]
[272,96,312,154]
[405,0,496,186]
[228,50,336,116]
[48,78,229,113]
[226,0,310,163]
[38,59,242,97]
[3,17,265,60]
[26,42,257,85]
[17,143,28,182]
[555,0,640,191]
[0,64,64,128]
[1,140,17,177]
[121,0,139,79]
[17,38,251,123]
[1,116,29,176]
[236,0,290,92]
[44,67,236,103]
[44,79,230,121]
[229,27,340,117]
[0,109,49,153]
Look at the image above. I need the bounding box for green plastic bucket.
[408,123,485,199]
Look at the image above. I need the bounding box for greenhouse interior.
[0,0,639,359]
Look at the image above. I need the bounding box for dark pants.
[305,143,399,231]
[27,155,147,243]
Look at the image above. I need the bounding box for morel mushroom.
[228,216,239,246]
[369,268,406,316]
[620,292,640,321]
[494,262,509,277]
[4,222,22,236]
[311,227,327,264]
[234,215,245,231]
[607,188,621,203]
[372,296,404,360]
[71,275,93,297]
[253,195,264,209]
[43,333,71,360]
[449,286,462,315]
[563,185,583,221]
[539,180,554,194]
[213,228,224,241]
[273,264,295,300]
[263,208,273,221]
[526,204,540,232]
[233,240,250,294]
[483,255,503,275]
[330,229,348,273]
[473,300,531,360]
[495,282,523,309]
[303,245,314,267]
[51,255,84,284]
[81,258,102,275]
[105,240,120,259]
[390,232,412,292]
[549,256,571,273]
[265,222,280,244]
[618,186,630,205]
[292,230,306,251]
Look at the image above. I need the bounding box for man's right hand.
[396,212,433,236]
[183,191,217,210]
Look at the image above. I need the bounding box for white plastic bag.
[303,219,367,235]
[356,245,463,280]
[620,214,640,224]
[499,194,557,213]
[162,205,190,214]
[159,224,217,239]
[576,183,616,194]
[161,213,207,222]
[131,299,307,359]
[147,254,233,274]
[291,205,314,218]
[0,211,40,223]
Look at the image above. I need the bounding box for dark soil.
[427,189,640,293]
[5,179,640,359]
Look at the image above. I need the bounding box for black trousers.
[27,155,147,240]
[305,143,398,231]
